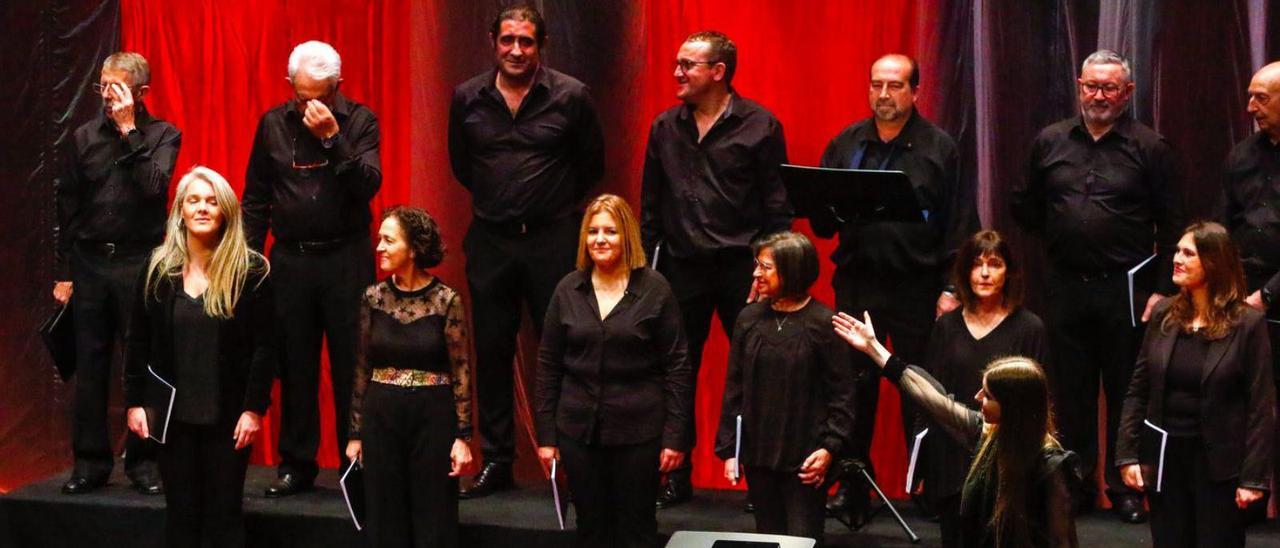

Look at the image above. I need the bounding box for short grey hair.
[1081,49,1131,82]
[287,41,342,82]
[102,52,150,87]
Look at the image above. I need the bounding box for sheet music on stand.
[1142,420,1168,493]
[905,428,928,493]
[339,460,365,530]
[551,459,565,530]
[1127,254,1158,327]
[145,366,176,444]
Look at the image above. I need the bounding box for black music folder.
[145,366,177,444]
[779,164,925,229]
[39,303,76,381]
[340,460,366,530]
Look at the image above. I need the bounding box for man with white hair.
[1011,49,1184,523]
[53,51,180,496]
[243,40,381,497]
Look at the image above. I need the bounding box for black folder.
[145,366,177,444]
[339,460,366,530]
[39,303,76,381]
[779,164,925,229]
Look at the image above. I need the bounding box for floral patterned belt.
[372,367,452,387]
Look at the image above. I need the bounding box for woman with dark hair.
[715,231,855,545]
[1117,221,1275,548]
[536,194,691,548]
[344,206,474,548]
[917,229,1049,547]
[834,315,1079,548]
[124,166,275,547]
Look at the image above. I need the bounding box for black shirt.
[54,106,182,274]
[815,111,974,293]
[714,299,855,471]
[242,93,381,250]
[1013,116,1183,293]
[448,67,605,224]
[171,291,220,425]
[1164,330,1210,436]
[640,93,792,259]
[1216,132,1280,294]
[535,267,692,449]
[920,307,1049,497]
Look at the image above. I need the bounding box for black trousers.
[1148,436,1247,548]
[833,273,934,482]
[1044,269,1139,501]
[271,238,373,480]
[464,217,577,464]
[657,247,755,478]
[935,493,962,548]
[361,383,458,548]
[69,246,157,480]
[558,435,663,548]
[157,416,251,548]
[745,466,828,545]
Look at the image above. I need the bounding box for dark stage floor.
[1,466,1277,547]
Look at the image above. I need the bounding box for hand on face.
[100,69,140,134]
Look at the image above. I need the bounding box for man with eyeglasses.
[1216,60,1280,510]
[640,30,791,508]
[1011,49,1183,524]
[448,4,604,498]
[242,40,381,498]
[53,51,180,496]
[813,53,975,524]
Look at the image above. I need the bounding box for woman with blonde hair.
[124,166,276,547]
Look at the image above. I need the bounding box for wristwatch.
[1262,287,1274,307]
[321,135,337,149]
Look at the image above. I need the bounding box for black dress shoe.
[264,474,313,498]
[1114,495,1147,524]
[61,475,108,495]
[655,476,692,509]
[131,475,164,496]
[744,502,755,513]
[459,462,514,499]
[825,484,849,517]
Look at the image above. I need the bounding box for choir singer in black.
[536,195,691,548]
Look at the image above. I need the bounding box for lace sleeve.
[886,355,983,449]
[349,290,373,440]
[445,292,473,439]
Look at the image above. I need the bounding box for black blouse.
[714,299,855,471]
[349,278,472,440]
[171,291,220,424]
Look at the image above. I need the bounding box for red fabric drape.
[119,0,927,497]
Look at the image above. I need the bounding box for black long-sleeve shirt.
[448,67,605,224]
[1216,132,1280,296]
[714,299,855,470]
[1013,116,1183,294]
[242,93,381,251]
[640,94,793,259]
[536,267,692,449]
[815,111,974,295]
[54,106,181,274]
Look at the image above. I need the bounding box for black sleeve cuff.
[883,354,908,383]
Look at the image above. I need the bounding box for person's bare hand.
[302,99,339,140]
[127,407,149,439]
[1140,293,1166,323]
[797,448,831,487]
[345,440,363,465]
[450,439,474,477]
[107,83,137,134]
[232,411,261,450]
[659,448,685,473]
[1245,290,1265,310]
[1236,487,1264,509]
[53,281,73,304]
[935,291,960,318]
[1120,464,1144,492]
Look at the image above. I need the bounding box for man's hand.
[450,438,474,477]
[797,448,832,487]
[659,448,685,473]
[302,99,339,140]
[53,281,73,304]
[345,440,363,465]
[538,446,560,471]
[1246,290,1265,310]
[935,291,960,318]
[1237,487,1265,509]
[1140,293,1166,323]
[232,411,262,450]
[127,407,149,439]
[1120,464,1144,491]
[723,457,741,485]
[107,83,137,134]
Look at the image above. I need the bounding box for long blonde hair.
[145,166,266,319]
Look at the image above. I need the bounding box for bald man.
[1216,60,1280,502]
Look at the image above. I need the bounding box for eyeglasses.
[291,135,330,172]
[1080,81,1124,97]
[675,59,717,73]
[92,83,138,95]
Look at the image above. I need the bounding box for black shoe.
[264,473,313,498]
[131,475,163,496]
[1113,495,1147,524]
[459,462,514,499]
[655,476,692,509]
[61,475,108,495]
[744,501,755,513]
[825,484,849,517]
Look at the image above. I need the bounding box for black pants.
[1148,436,1246,548]
[464,217,577,464]
[935,493,962,548]
[1044,269,1139,502]
[833,273,934,483]
[157,416,251,548]
[271,238,373,481]
[69,246,157,480]
[657,248,754,479]
[558,435,662,548]
[361,383,458,548]
[745,466,827,545]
